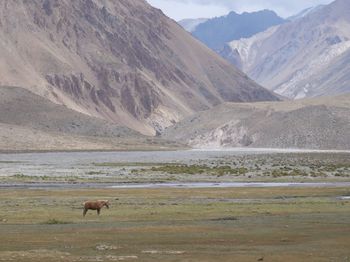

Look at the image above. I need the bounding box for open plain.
[0,187,350,261]
[0,150,350,261]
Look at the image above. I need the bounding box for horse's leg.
[97,208,100,215]
[83,208,88,217]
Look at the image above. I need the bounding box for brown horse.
[83,200,109,217]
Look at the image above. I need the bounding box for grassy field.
[0,187,350,261]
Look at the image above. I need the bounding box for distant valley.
[222,0,350,99]
[179,1,350,100]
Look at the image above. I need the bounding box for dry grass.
[0,187,349,261]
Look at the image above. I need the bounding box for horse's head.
[104,200,110,209]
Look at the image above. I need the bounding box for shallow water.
[0,149,349,184]
[338,196,350,200]
[1,182,350,190]
[0,150,253,166]
[193,148,350,153]
[0,150,268,178]
[109,182,350,189]
[1,148,349,164]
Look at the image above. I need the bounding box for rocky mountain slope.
[178,18,208,32]
[0,0,277,137]
[163,94,350,150]
[287,5,325,22]
[224,0,350,99]
[192,10,285,51]
[0,86,181,152]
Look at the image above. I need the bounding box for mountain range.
[162,0,350,150]
[191,10,285,51]
[287,5,325,22]
[0,0,277,139]
[223,0,350,99]
[0,0,349,151]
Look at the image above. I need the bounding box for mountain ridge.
[192,9,285,51]
[222,0,350,99]
[178,18,208,32]
[287,5,325,21]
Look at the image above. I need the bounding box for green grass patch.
[86,171,105,175]
[0,161,23,164]
[1,187,350,262]
[11,173,27,179]
[147,164,249,176]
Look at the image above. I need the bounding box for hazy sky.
[146,0,334,21]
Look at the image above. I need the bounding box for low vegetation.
[0,187,349,261]
[1,153,350,184]
[145,164,248,176]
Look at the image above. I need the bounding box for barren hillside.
[163,94,350,150]
[0,0,277,136]
[224,0,350,99]
[0,86,181,152]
